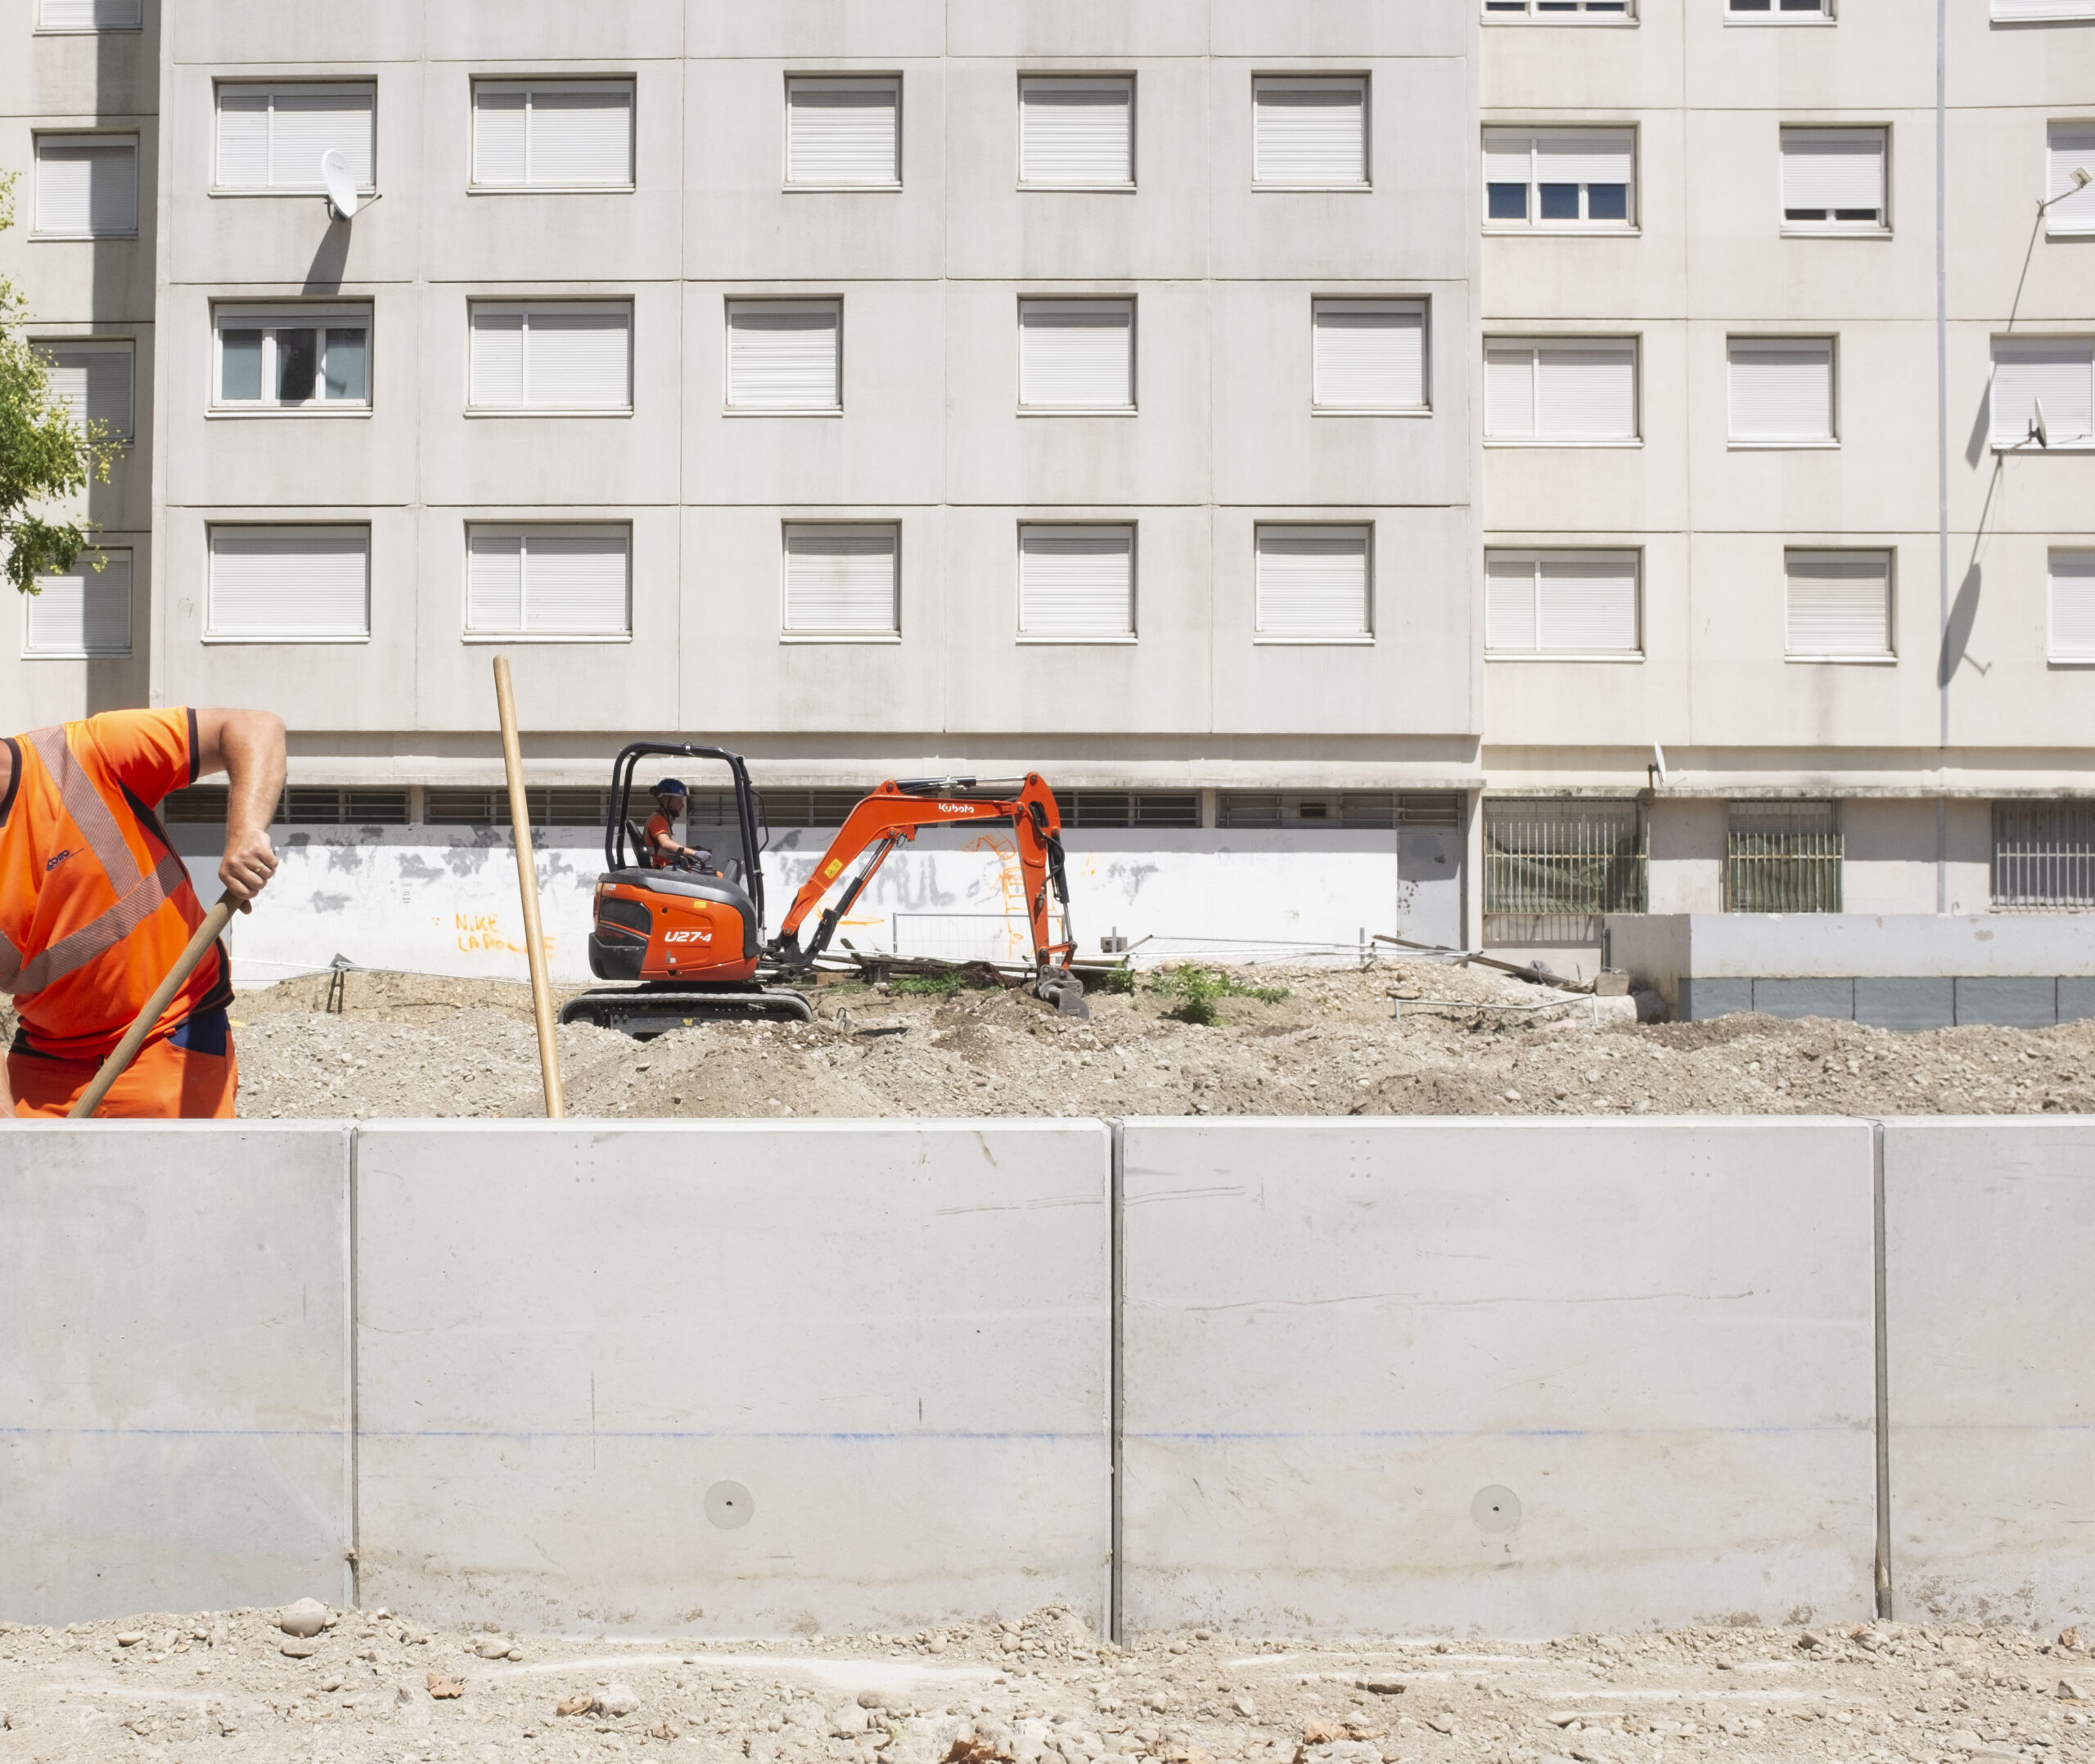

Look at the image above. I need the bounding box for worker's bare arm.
[192,709,286,911]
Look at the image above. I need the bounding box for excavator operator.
[642,779,710,872]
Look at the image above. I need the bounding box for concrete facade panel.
[353,1120,1112,1636]
[1752,976,1855,1021]
[946,0,1212,60]
[682,0,947,62]
[7,11,160,120]
[1854,977,1955,1033]
[1120,1117,1879,1636]
[1883,1118,2095,1627]
[0,1123,353,1624]
[1953,974,2057,1028]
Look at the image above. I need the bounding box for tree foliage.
[0,170,115,595]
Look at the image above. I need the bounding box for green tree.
[0,169,115,595]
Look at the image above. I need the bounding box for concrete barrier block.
[1884,1119,2095,1627]
[1855,978,1955,1032]
[354,1121,1111,1636]
[1954,976,2057,1028]
[1752,978,1855,1021]
[1679,977,1752,1019]
[2055,978,2095,1024]
[0,1124,354,1623]
[1120,1118,1878,1636]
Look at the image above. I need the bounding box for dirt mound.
[223,961,2095,1122]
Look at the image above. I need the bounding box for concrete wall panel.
[0,1124,354,1624]
[1884,1119,2095,1627]
[1120,1118,1879,1636]
[354,1121,1112,1636]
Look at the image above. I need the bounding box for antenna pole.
[493,655,566,1119]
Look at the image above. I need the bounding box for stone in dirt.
[601,1683,639,1717]
[277,1598,330,1639]
[426,1673,465,1699]
[556,1693,597,1717]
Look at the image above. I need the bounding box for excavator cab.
[561,742,815,1034]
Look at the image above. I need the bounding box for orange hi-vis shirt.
[644,812,674,867]
[0,709,227,1062]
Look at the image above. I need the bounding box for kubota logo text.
[938,803,980,814]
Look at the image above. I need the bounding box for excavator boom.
[767,773,1085,1014]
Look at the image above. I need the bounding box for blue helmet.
[654,777,689,799]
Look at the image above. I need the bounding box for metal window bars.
[1484,800,1647,946]
[1992,801,2095,909]
[1220,791,1461,830]
[1725,803,1842,912]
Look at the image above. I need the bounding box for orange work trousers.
[10,1008,239,1118]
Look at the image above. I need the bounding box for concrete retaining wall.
[4,1116,2088,1636]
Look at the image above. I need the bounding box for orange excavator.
[559,742,1087,1037]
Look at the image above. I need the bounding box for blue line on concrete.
[0,1425,1093,1444]
[1127,1423,1872,1442]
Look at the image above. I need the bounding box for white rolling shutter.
[38,341,134,441]
[1312,301,1426,411]
[1484,343,1538,438]
[466,530,525,632]
[471,88,529,185]
[38,0,142,27]
[1485,555,1539,653]
[1728,337,1836,443]
[1019,528,1134,636]
[1990,339,2094,445]
[208,527,371,639]
[489,528,632,634]
[1482,129,1534,193]
[1255,526,1370,638]
[24,553,131,659]
[1538,340,1636,439]
[215,89,270,187]
[726,302,841,410]
[2049,124,2095,234]
[2051,551,2095,661]
[527,85,633,186]
[1253,78,1367,188]
[1786,551,1891,657]
[1534,128,1633,190]
[1019,300,1133,409]
[1483,339,1636,440]
[1780,128,1885,218]
[1020,79,1133,187]
[1994,0,2095,17]
[783,525,899,635]
[35,137,137,236]
[217,86,373,190]
[786,79,900,187]
[1487,552,1639,655]
[468,308,526,406]
[525,308,630,407]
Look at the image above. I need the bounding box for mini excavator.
[558,742,1088,1037]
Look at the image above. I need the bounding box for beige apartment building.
[2,0,2090,998]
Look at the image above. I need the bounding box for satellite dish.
[1651,742,1669,787]
[2030,398,2049,450]
[321,149,358,222]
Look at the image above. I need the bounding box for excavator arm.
[766,773,1084,1013]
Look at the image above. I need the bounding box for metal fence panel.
[1993,802,2095,908]
[1485,802,1646,945]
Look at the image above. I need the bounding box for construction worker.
[1,708,286,1118]
[642,778,710,872]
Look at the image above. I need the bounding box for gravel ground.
[211,963,2095,1122]
[2,1604,2088,1764]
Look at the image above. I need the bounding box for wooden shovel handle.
[67,898,237,1120]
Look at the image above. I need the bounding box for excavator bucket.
[1034,970,1090,1019]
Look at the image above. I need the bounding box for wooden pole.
[69,898,237,1118]
[493,655,565,1118]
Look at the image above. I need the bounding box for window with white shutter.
[2047,123,2095,236]
[1482,337,1638,441]
[468,304,632,411]
[1255,525,1372,640]
[207,526,371,641]
[1780,127,1886,229]
[1312,300,1426,412]
[466,526,630,637]
[1484,128,1634,227]
[1018,300,1134,411]
[23,551,131,659]
[1990,337,2095,448]
[37,0,142,29]
[786,78,900,188]
[215,85,375,191]
[1728,337,1836,444]
[2052,551,2095,663]
[782,524,899,637]
[1482,0,1632,15]
[33,135,137,237]
[1727,0,1834,17]
[1019,527,1134,638]
[214,305,371,408]
[471,82,633,189]
[1253,78,1368,189]
[1786,550,1893,659]
[34,340,134,441]
[1485,551,1641,657]
[726,301,841,412]
[1994,0,2095,16]
[1020,78,1134,188]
